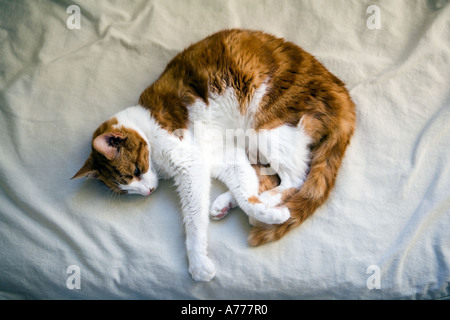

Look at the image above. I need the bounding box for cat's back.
[170,29,313,89]
[139,29,352,132]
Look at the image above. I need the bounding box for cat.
[72,29,355,281]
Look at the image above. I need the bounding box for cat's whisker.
[105,188,114,204]
[103,182,123,204]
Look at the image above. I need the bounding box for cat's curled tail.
[248,94,356,246]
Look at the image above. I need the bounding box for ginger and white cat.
[72,29,355,281]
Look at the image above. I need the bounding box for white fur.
[118,174,158,196]
[110,82,311,281]
[113,107,159,196]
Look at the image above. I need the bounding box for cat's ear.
[71,155,98,180]
[93,132,126,160]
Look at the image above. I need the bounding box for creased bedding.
[0,0,449,299]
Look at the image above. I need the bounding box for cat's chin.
[125,187,156,196]
[118,176,158,196]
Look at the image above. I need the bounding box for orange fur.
[72,117,150,194]
[248,195,262,204]
[140,29,356,245]
[251,164,281,194]
[75,29,355,246]
[248,97,355,246]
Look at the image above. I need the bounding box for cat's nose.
[146,187,155,196]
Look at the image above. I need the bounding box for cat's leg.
[256,122,311,208]
[174,164,216,282]
[213,149,290,225]
[257,177,305,208]
[209,164,281,220]
[209,191,238,220]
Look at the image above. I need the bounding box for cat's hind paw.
[252,203,290,225]
[209,191,238,220]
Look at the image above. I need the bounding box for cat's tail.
[248,103,355,246]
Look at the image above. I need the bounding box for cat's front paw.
[189,255,216,282]
[209,192,237,220]
[252,204,290,225]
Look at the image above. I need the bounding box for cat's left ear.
[71,155,98,180]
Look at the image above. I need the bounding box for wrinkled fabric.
[0,0,449,299]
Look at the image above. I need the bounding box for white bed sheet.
[0,0,449,299]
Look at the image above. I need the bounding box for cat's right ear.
[71,155,99,180]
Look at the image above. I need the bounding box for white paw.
[252,203,290,225]
[189,255,216,282]
[209,192,237,220]
[258,190,283,207]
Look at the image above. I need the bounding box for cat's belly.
[186,86,311,178]
[187,86,256,166]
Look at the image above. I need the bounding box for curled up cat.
[72,29,356,282]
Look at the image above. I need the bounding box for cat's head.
[72,117,158,196]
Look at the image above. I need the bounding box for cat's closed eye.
[134,165,141,177]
